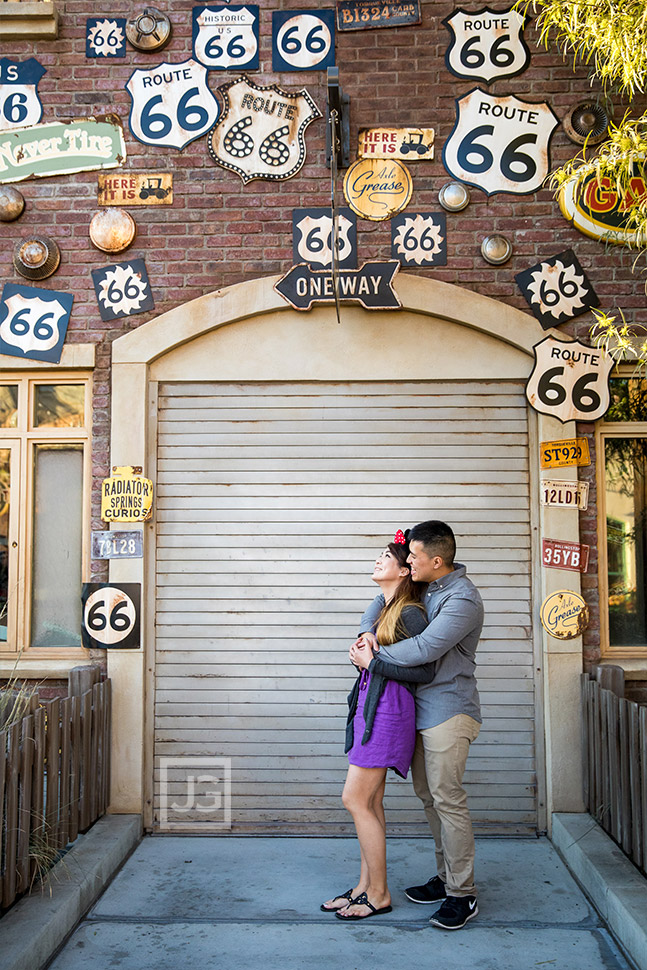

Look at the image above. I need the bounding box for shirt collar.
[426,562,467,594]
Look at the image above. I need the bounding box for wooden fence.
[582,666,647,875]
[0,666,111,910]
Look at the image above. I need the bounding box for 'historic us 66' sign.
[126,59,220,150]
[193,5,260,72]
[443,89,559,196]
[525,336,613,424]
[443,7,530,84]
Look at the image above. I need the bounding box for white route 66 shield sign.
[0,57,46,132]
[443,7,530,83]
[525,335,613,424]
[208,76,321,183]
[126,59,220,150]
[193,6,259,71]
[443,88,559,197]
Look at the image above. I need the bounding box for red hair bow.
[393,529,406,544]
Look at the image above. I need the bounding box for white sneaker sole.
[405,891,447,905]
[429,904,478,929]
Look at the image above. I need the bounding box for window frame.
[0,372,92,660]
[597,370,647,659]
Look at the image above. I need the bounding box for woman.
[321,529,434,921]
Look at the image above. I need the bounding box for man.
[349,519,483,930]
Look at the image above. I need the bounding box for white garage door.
[153,381,537,834]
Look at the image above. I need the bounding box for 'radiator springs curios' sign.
[101,466,153,522]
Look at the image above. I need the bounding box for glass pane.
[31,445,83,648]
[0,449,10,642]
[34,385,85,429]
[605,437,647,647]
[0,386,18,428]
[606,377,647,422]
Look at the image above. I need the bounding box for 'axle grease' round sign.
[343,157,412,221]
[540,589,589,640]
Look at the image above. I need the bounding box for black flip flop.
[320,888,354,912]
[335,891,393,920]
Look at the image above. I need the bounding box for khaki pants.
[410,713,481,898]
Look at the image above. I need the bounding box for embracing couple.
[321,520,483,930]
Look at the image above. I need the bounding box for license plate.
[541,480,589,510]
[540,437,590,469]
[91,530,143,559]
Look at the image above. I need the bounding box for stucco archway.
[107,273,585,832]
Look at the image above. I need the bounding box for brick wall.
[2,0,645,666]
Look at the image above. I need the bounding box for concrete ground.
[43,834,634,970]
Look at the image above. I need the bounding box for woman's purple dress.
[347,668,416,778]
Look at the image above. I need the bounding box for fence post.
[68,665,102,697]
[596,664,625,697]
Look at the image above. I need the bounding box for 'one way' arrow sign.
[274,260,401,311]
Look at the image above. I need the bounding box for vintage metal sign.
[526,335,613,424]
[0,282,73,363]
[293,207,357,269]
[126,59,220,151]
[391,212,447,266]
[515,249,599,330]
[101,466,153,523]
[540,438,591,469]
[559,167,647,246]
[86,18,127,57]
[343,157,413,221]
[193,5,260,72]
[443,89,559,197]
[541,480,589,511]
[91,259,154,322]
[208,76,321,183]
[542,538,590,573]
[98,172,173,206]
[272,10,335,72]
[358,127,434,161]
[540,589,589,639]
[0,117,126,184]
[91,530,143,560]
[443,7,530,83]
[275,260,401,310]
[81,583,141,649]
[337,0,420,31]
[0,58,46,132]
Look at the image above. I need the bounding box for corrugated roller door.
[154,381,536,834]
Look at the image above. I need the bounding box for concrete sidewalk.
[40,833,633,970]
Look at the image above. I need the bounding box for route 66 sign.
[193,6,259,72]
[81,583,140,650]
[515,249,599,330]
[272,10,335,72]
[86,18,127,58]
[443,88,559,197]
[0,283,73,363]
[0,58,46,132]
[391,212,447,266]
[443,7,529,83]
[91,259,154,322]
[525,335,613,424]
[126,59,220,150]
[292,207,357,269]
[208,76,321,183]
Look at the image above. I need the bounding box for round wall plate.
[481,234,512,265]
[126,7,172,52]
[13,235,61,280]
[0,186,25,222]
[438,181,470,212]
[89,208,137,253]
[563,102,609,146]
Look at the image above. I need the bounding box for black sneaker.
[404,875,447,904]
[429,895,478,930]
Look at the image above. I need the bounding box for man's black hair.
[407,520,456,565]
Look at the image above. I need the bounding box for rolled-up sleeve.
[376,596,481,666]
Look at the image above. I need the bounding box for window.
[598,375,647,657]
[0,374,91,657]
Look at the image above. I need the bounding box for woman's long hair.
[374,540,426,646]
